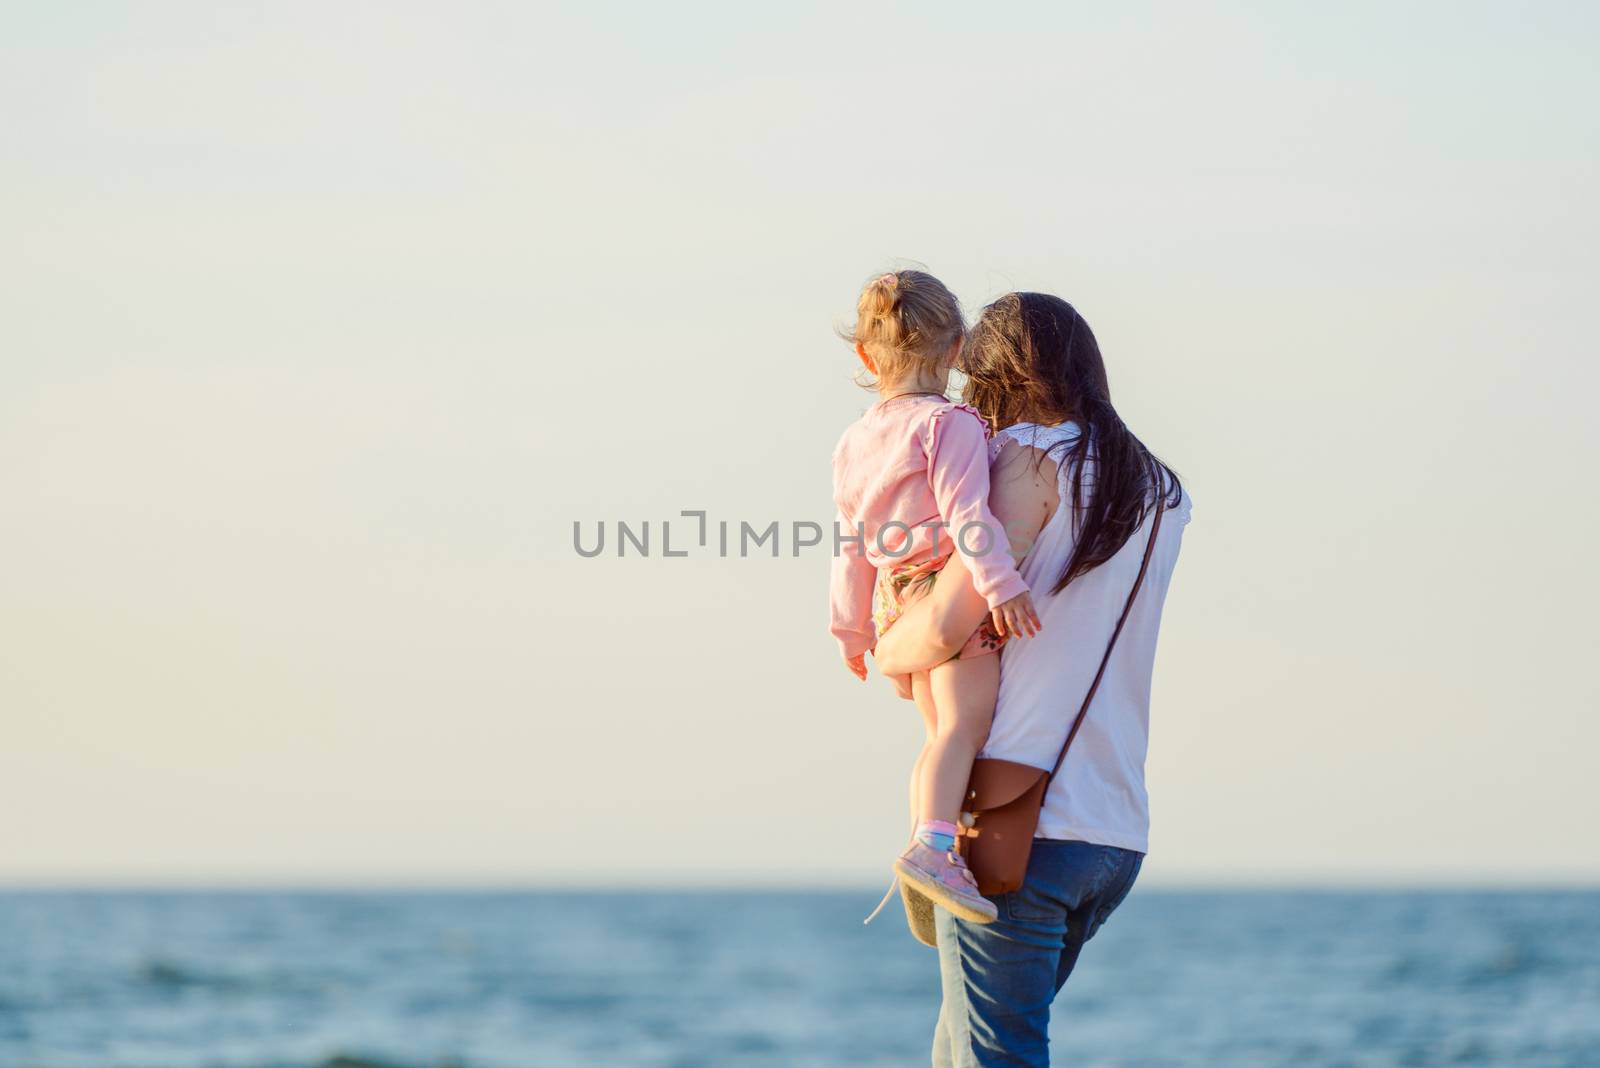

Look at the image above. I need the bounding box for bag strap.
[1046,484,1167,783]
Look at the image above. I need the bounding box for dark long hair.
[962,292,1182,594]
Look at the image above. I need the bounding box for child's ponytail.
[841,269,963,386]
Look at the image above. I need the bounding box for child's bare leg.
[908,671,936,835]
[919,654,1000,826]
[893,654,1001,924]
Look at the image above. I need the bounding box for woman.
[873,292,1191,1067]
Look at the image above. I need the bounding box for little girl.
[830,270,1041,924]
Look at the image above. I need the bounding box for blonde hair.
[841,269,964,385]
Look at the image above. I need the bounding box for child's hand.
[992,591,1042,639]
[844,653,868,681]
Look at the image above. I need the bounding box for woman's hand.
[992,590,1043,639]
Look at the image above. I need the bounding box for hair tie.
[875,272,899,289]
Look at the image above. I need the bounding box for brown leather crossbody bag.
[956,493,1166,896]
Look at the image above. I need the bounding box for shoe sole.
[893,858,999,924]
[899,879,938,947]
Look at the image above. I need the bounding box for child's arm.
[829,510,876,679]
[925,406,1040,636]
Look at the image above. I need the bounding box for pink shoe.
[893,840,998,924]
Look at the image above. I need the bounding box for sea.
[1,890,1596,1067]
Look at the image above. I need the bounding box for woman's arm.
[872,441,1059,678]
[872,548,988,677]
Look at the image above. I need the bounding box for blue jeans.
[932,839,1144,1067]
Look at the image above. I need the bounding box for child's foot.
[899,878,938,947]
[893,841,998,924]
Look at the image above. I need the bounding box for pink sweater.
[829,395,1029,658]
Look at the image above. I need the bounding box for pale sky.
[3,1,1597,887]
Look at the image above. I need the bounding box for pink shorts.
[872,555,1005,660]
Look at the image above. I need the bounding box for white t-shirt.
[980,421,1192,854]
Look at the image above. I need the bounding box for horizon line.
[2,875,1598,894]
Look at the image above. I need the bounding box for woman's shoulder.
[996,420,1081,452]
[992,431,1064,496]
[992,422,1077,510]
